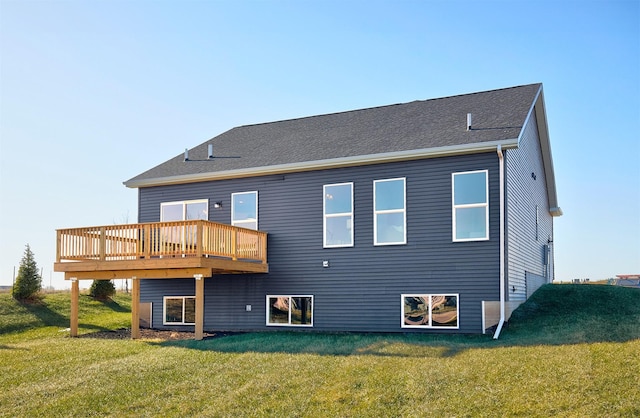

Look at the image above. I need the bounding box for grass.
[0,284,638,417]
[0,291,131,343]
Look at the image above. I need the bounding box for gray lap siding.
[505,111,554,301]
[139,152,500,334]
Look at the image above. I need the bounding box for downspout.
[493,145,506,339]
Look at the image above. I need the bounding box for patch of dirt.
[78,328,234,341]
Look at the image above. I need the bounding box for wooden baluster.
[232,228,237,260]
[99,227,106,261]
[196,221,203,258]
[56,230,61,262]
[261,233,267,264]
[144,224,151,259]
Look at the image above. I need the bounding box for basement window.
[401,294,459,328]
[267,295,313,327]
[163,296,195,325]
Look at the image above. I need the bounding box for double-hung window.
[452,170,489,241]
[374,178,406,245]
[232,191,258,230]
[323,183,353,247]
[163,296,195,325]
[266,295,313,326]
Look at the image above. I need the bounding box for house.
[613,275,640,288]
[54,83,561,339]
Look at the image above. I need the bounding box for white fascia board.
[520,85,561,217]
[123,139,519,189]
[550,207,563,217]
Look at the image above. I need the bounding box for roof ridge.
[234,83,542,129]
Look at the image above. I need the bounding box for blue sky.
[1,0,638,289]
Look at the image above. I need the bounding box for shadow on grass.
[96,298,129,313]
[150,324,640,358]
[0,344,29,350]
[151,331,494,359]
[1,295,124,335]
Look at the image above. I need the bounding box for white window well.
[267,295,313,327]
[401,294,459,329]
[374,178,406,245]
[452,170,489,241]
[232,191,258,230]
[323,183,353,247]
[163,296,196,325]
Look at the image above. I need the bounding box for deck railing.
[56,220,267,264]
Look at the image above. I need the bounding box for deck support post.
[131,276,140,339]
[194,274,204,340]
[70,278,78,337]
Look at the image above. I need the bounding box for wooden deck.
[54,220,268,340]
[54,220,268,279]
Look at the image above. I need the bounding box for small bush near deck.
[89,280,116,300]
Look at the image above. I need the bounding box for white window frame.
[163,296,196,325]
[231,191,258,230]
[266,295,314,327]
[160,199,209,221]
[159,199,208,253]
[323,182,354,248]
[373,177,407,246]
[452,170,489,242]
[401,294,460,329]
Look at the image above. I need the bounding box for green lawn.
[1,285,638,417]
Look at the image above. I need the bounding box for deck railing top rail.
[56,220,267,264]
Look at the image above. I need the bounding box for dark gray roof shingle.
[126,83,541,187]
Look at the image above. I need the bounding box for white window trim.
[231,191,258,230]
[401,293,460,329]
[163,296,196,325]
[266,295,314,327]
[160,199,209,221]
[323,182,354,248]
[452,170,489,242]
[373,177,407,246]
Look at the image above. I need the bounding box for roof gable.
[125,83,543,188]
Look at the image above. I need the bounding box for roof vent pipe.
[184,148,189,161]
[208,144,214,159]
[467,113,472,131]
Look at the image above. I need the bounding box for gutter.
[493,144,506,339]
[124,139,519,188]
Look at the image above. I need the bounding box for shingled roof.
[125,83,546,188]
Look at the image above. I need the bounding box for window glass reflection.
[454,172,486,205]
[403,294,458,328]
[375,179,404,211]
[268,296,313,326]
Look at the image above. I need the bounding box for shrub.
[89,280,116,300]
[12,244,42,301]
